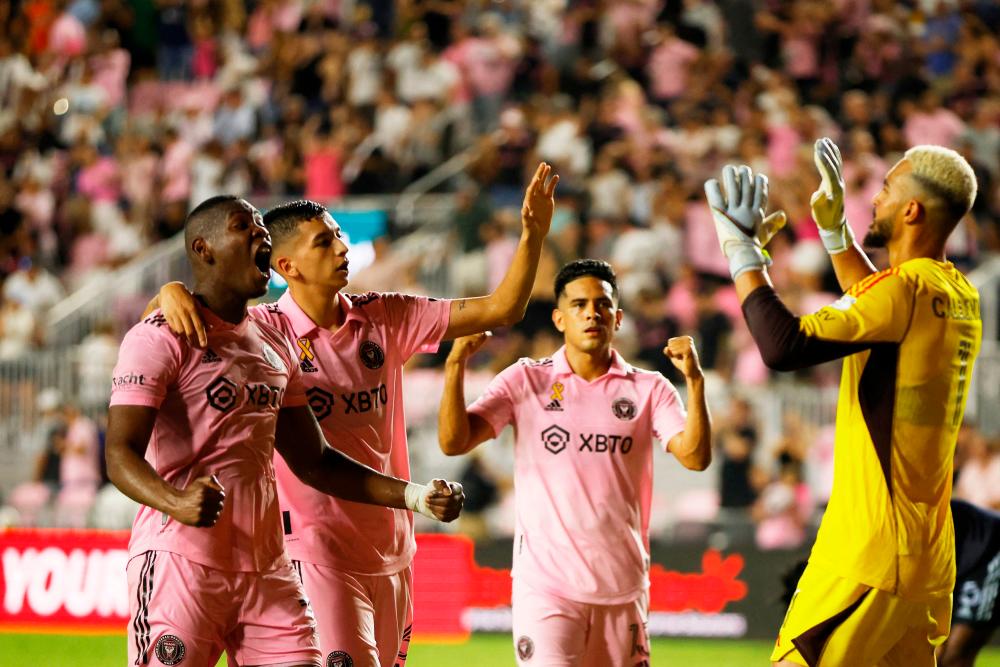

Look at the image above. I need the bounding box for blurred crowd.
[0,0,999,534]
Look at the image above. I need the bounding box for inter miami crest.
[517,636,534,661]
[359,340,384,370]
[297,337,318,373]
[327,650,353,667]
[613,397,637,421]
[154,634,186,665]
[261,342,286,372]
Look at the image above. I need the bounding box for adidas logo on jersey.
[300,358,318,373]
[201,348,222,363]
[544,399,563,411]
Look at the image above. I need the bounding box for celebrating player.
[438,259,712,666]
[703,141,981,666]
[108,196,463,667]
[144,164,559,666]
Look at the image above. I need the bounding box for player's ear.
[902,199,923,225]
[552,307,566,333]
[614,308,623,330]
[191,237,214,265]
[274,254,298,279]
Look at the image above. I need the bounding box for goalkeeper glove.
[810,137,855,254]
[704,164,787,279]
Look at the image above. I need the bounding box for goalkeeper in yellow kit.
[704,140,981,666]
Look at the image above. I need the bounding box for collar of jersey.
[277,290,363,338]
[198,301,251,334]
[551,345,630,378]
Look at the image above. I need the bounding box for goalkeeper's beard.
[863,214,892,248]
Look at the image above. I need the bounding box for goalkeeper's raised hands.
[704,164,786,279]
[810,137,855,255]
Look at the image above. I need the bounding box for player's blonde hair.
[903,145,978,221]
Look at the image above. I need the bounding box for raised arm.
[439,333,497,456]
[106,405,226,527]
[706,164,911,372]
[810,138,877,291]
[275,405,463,522]
[443,163,559,339]
[663,337,712,471]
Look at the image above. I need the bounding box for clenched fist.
[406,479,465,522]
[447,332,491,363]
[171,474,226,527]
[664,336,704,380]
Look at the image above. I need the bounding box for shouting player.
[108,196,463,667]
[146,164,559,666]
[439,259,712,666]
[703,141,981,666]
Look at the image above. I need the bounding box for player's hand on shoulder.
[159,282,207,348]
[521,162,560,237]
[447,331,491,363]
[664,336,704,380]
[422,478,464,522]
[171,474,226,527]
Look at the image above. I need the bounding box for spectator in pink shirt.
[55,403,101,528]
[75,144,120,203]
[647,24,699,104]
[463,15,521,133]
[903,91,966,149]
[159,128,194,205]
[302,122,345,202]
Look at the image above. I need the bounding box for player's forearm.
[106,442,182,516]
[830,244,877,293]
[484,230,544,327]
[675,375,712,471]
[298,446,409,509]
[740,285,866,371]
[439,359,475,455]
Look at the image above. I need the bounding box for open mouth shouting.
[253,242,272,279]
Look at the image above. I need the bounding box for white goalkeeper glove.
[704,164,787,279]
[404,479,464,522]
[810,137,855,255]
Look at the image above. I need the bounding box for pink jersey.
[252,290,451,575]
[110,306,307,572]
[469,347,687,605]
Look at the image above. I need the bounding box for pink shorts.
[511,578,650,667]
[127,551,321,667]
[292,560,413,667]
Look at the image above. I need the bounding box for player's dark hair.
[184,194,242,252]
[554,259,619,302]
[263,200,328,249]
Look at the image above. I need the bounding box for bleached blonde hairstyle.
[904,145,978,221]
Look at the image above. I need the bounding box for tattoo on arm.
[458,300,466,310]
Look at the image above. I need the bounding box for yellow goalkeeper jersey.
[798,259,981,599]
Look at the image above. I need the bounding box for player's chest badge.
[612,397,637,420]
[544,381,565,411]
[359,340,385,369]
[297,337,319,373]
[261,342,286,372]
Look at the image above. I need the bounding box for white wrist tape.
[404,482,434,519]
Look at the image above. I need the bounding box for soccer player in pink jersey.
[439,259,713,666]
[108,195,463,667]
[145,164,560,666]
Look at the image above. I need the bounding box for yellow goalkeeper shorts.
[771,562,951,666]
